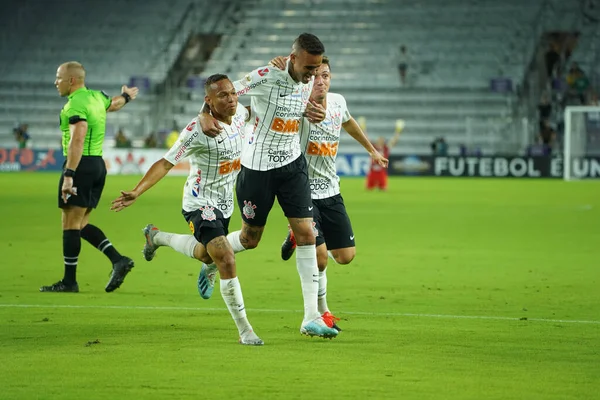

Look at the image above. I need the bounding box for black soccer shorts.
[236,155,313,226]
[313,194,355,250]
[58,156,106,209]
[183,207,230,247]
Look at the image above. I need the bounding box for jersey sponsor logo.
[242,200,257,219]
[186,121,197,131]
[237,79,267,96]
[216,197,234,212]
[200,206,217,221]
[270,118,300,134]
[309,178,330,192]
[257,68,269,77]
[174,131,199,162]
[192,169,202,197]
[267,149,292,163]
[307,141,338,156]
[218,158,241,175]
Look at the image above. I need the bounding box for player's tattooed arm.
[198,102,223,138]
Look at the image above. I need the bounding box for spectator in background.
[431,137,448,155]
[144,132,158,148]
[13,123,30,149]
[394,45,410,86]
[566,63,589,104]
[165,123,179,148]
[544,42,560,79]
[115,128,132,148]
[538,93,552,128]
[538,120,556,155]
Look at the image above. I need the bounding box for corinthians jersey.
[233,61,313,171]
[299,92,351,199]
[163,103,248,217]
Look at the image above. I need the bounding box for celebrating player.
[40,61,137,293]
[111,74,263,346]
[198,33,338,339]
[271,56,387,330]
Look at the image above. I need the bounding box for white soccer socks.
[317,269,329,315]
[154,232,196,258]
[296,245,320,324]
[226,230,246,254]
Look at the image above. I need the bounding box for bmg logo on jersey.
[270,118,299,134]
[306,141,338,157]
[218,158,241,175]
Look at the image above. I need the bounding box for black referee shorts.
[58,156,106,209]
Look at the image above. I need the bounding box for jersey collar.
[68,87,87,99]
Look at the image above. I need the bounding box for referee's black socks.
[62,229,81,284]
[81,224,122,264]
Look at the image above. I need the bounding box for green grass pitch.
[0,173,599,399]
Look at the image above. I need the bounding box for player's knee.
[295,233,316,246]
[334,249,355,265]
[240,234,259,249]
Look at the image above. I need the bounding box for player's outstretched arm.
[108,85,139,112]
[342,117,388,168]
[111,158,173,212]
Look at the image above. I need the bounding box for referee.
[40,61,138,293]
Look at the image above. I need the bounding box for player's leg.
[277,156,337,338]
[73,159,135,292]
[203,230,263,345]
[40,205,88,292]
[366,170,376,190]
[318,194,356,331]
[41,162,98,292]
[378,171,389,191]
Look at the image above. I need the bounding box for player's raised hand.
[268,56,288,70]
[371,150,389,168]
[198,112,223,138]
[304,99,326,123]
[121,85,139,101]
[111,190,139,212]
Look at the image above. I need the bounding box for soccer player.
[198,33,338,339]
[272,56,388,330]
[40,61,138,293]
[366,128,402,191]
[110,74,263,346]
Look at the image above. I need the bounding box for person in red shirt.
[366,127,401,191]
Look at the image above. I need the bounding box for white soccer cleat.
[300,316,338,339]
[239,329,264,346]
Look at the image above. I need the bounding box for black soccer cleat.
[40,280,79,293]
[105,256,135,292]
[281,229,297,261]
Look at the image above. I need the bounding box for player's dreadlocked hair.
[292,33,325,55]
[204,73,230,93]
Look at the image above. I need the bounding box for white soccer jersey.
[299,92,352,199]
[163,103,248,217]
[233,61,313,171]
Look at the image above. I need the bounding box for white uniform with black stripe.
[233,61,313,171]
[300,92,352,200]
[163,104,248,217]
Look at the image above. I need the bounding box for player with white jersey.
[111,74,263,346]
[198,33,338,339]
[273,56,388,331]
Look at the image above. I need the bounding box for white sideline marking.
[0,304,599,325]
